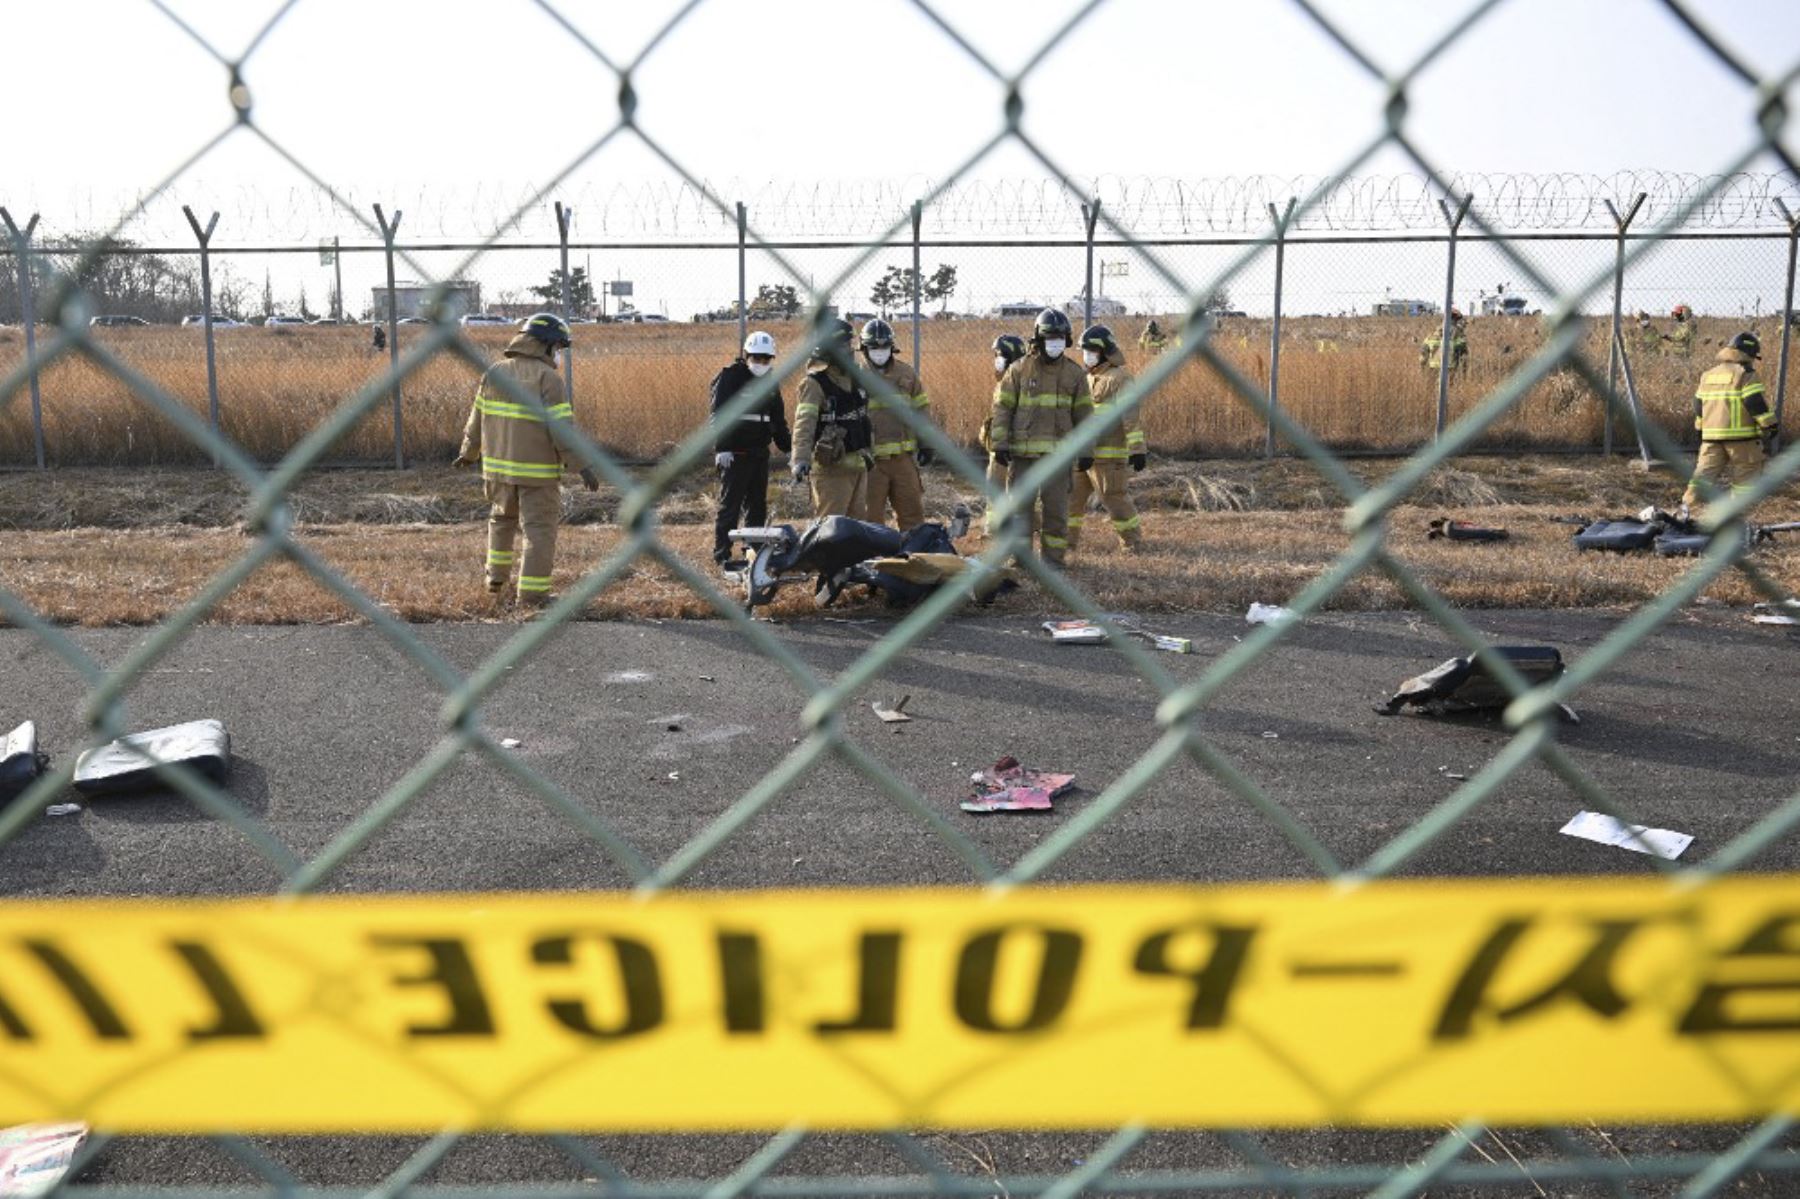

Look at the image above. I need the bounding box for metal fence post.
[1266,197,1296,459]
[555,201,575,403]
[181,206,223,455]
[1602,192,1647,456]
[1434,193,1473,442]
[331,236,343,322]
[0,208,44,469]
[1774,198,1799,433]
[373,203,404,468]
[735,201,747,349]
[1081,199,1100,328]
[911,200,923,371]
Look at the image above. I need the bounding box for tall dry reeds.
[0,316,1789,466]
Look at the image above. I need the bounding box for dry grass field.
[2,457,1795,627]
[2,315,1793,467]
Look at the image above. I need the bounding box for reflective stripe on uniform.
[483,455,562,479]
[518,575,554,593]
[1093,447,1130,460]
[477,396,574,423]
[795,404,820,418]
[871,441,916,457]
[1008,440,1062,455]
[1012,395,1076,409]
[1113,514,1142,532]
[486,550,516,565]
[1041,534,1068,549]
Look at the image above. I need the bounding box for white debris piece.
[44,804,80,817]
[1559,810,1693,860]
[0,1122,88,1197]
[500,738,522,749]
[1246,603,1296,627]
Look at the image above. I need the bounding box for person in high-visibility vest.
[857,318,932,530]
[453,313,598,607]
[1681,331,1777,514]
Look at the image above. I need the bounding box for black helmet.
[993,333,1026,366]
[1079,323,1119,360]
[1034,307,1073,343]
[813,316,855,356]
[1731,330,1762,359]
[860,318,895,349]
[520,311,572,349]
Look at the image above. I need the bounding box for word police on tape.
[0,878,1795,1131]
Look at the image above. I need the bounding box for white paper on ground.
[1559,810,1693,860]
[0,1123,88,1197]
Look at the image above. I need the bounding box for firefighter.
[710,329,791,570]
[980,334,1028,523]
[858,318,932,530]
[452,312,598,607]
[1138,319,1168,356]
[1420,309,1469,373]
[989,308,1092,565]
[790,318,873,518]
[1666,304,1695,358]
[1681,331,1777,514]
[1634,311,1661,359]
[1068,324,1146,552]
[371,323,387,353]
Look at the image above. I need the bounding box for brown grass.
[3,499,1795,628]
[2,317,1793,466]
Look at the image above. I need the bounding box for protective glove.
[715,451,734,470]
[915,445,935,467]
[579,467,599,492]
[991,449,1010,468]
[1129,452,1147,472]
[1076,457,1095,473]
[452,450,478,469]
[791,460,811,483]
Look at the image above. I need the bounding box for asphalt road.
[3,609,1797,1191]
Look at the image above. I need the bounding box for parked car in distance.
[266,315,308,326]
[639,313,668,323]
[397,317,430,325]
[459,313,510,326]
[308,317,341,326]
[89,315,149,328]
[180,314,244,328]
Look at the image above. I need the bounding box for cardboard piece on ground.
[962,755,1075,813]
[872,696,912,724]
[1559,810,1693,860]
[0,1123,88,1197]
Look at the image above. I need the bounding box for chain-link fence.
[3,0,1800,1194]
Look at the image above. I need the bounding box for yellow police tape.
[0,877,1796,1131]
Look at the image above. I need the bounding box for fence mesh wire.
[3,0,1800,1193]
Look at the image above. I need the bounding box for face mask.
[747,361,771,378]
[867,347,892,366]
[1043,338,1066,359]
[1082,349,1102,368]
[993,355,1008,374]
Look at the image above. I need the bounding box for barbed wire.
[12,171,1799,246]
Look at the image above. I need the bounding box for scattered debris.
[1559,810,1693,860]
[72,719,231,798]
[43,804,80,818]
[665,723,682,733]
[872,696,912,724]
[0,1122,88,1197]
[1377,647,1576,721]
[0,722,48,804]
[666,771,680,782]
[962,755,1074,813]
[1752,600,1800,627]
[698,675,716,683]
[1042,618,1192,653]
[1426,517,1508,542]
[1246,602,1295,627]
[1262,731,1280,740]
[499,737,523,749]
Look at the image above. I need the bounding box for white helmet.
[743,330,776,357]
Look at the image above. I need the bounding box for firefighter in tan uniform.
[989,308,1093,565]
[1068,324,1146,552]
[790,318,874,518]
[453,312,598,606]
[981,334,1028,533]
[858,318,932,529]
[1682,331,1777,513]
[1420,309,1469,373]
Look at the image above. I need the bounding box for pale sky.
[6,0,1799,317]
